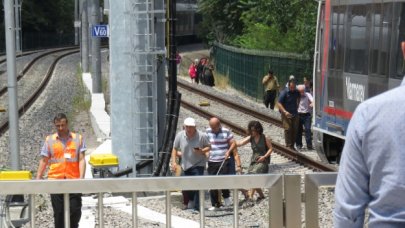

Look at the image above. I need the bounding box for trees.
[197,0,318,55]
[21,0,74,33]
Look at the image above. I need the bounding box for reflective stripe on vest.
[47,132,82,179]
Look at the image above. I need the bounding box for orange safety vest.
[47,132,82,179]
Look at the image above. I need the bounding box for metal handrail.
[305,172,338,228]
[0,174,284,228]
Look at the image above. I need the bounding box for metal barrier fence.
[305,173,338,228]
[212,42,312,101]
[0,173,338,228]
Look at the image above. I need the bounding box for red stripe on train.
[323,107,353,119]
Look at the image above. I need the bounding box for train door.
[313,0,330,163]
[314,0,346,163]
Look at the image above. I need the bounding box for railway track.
[178,83,336,172]
[0,48,80,136]
[177,80,283,128]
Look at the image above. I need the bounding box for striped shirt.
[206,127,233,162]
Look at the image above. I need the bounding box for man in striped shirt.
[206,117,236,210]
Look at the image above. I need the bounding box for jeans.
[296,113,313,148]
[184,166,205,210]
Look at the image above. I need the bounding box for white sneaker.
[187,201,195,209]
[208,206,217,211]
[224,197,232,207]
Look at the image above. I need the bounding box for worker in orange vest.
[36,113,86,228]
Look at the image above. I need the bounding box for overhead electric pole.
[81,0,89,72]
[89,0,102,93]
[74,0,80,45]
[4,0,21,170]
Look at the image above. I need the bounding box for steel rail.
[181,99,336,172]
[0,47,79,97]
[0,49,80,136]
[177,80,283,127]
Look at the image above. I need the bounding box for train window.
[345,5,369,74]
[370,5,381,75]
[395,3,405,78]
[370,3,391,77]
[329,6,345,70]
[380,3,392,77]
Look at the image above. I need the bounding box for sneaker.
[224,197,232,207]
[208,206,217,211]
[186,208,199,214]
[187,201,195,209]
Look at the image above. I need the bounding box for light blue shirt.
[334,78,405,227]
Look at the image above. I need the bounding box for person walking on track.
[36,113,87,228]
[295,84,314,150]
[236,121,273,202]
[206,117,236,210]
[278,79,300,150]
[262,69,280,110]
[171,117,211,212]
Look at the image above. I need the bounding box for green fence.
[212,42,312,101]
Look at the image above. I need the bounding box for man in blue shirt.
[277,79,300,150]
[334,78,405,227]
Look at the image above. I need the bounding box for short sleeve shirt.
[173,130,210,170]
[40,132,87,157]
[278,88,300,115]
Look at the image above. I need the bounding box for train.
[176,2,201,44]
[313,0,404,163]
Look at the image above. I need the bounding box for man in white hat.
[171,117,211,212]
[285,75,296,88]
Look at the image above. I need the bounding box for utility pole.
[74,0,80,45]
[90,0,102,93]
[81,0,89,73]
[4,0,21,170]
[14,0,22,53]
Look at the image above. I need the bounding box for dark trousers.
[264,90,277,110]
[282,114,299,150]
[184,166,205,210]
[296,113,313,148]
[226,156,236,175]
[50,193,82,228]
[207,160,230,207]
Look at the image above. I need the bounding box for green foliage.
[21,0,74,33]
[198,0,318,55]
[197,0,244,44]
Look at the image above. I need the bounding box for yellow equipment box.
[89,154,119,167]
[0,171,32,180]
[199,101,210,106]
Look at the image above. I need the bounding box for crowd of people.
[188,57,215,87]
[171,117,273,212]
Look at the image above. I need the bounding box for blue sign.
[92,25,109,37]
